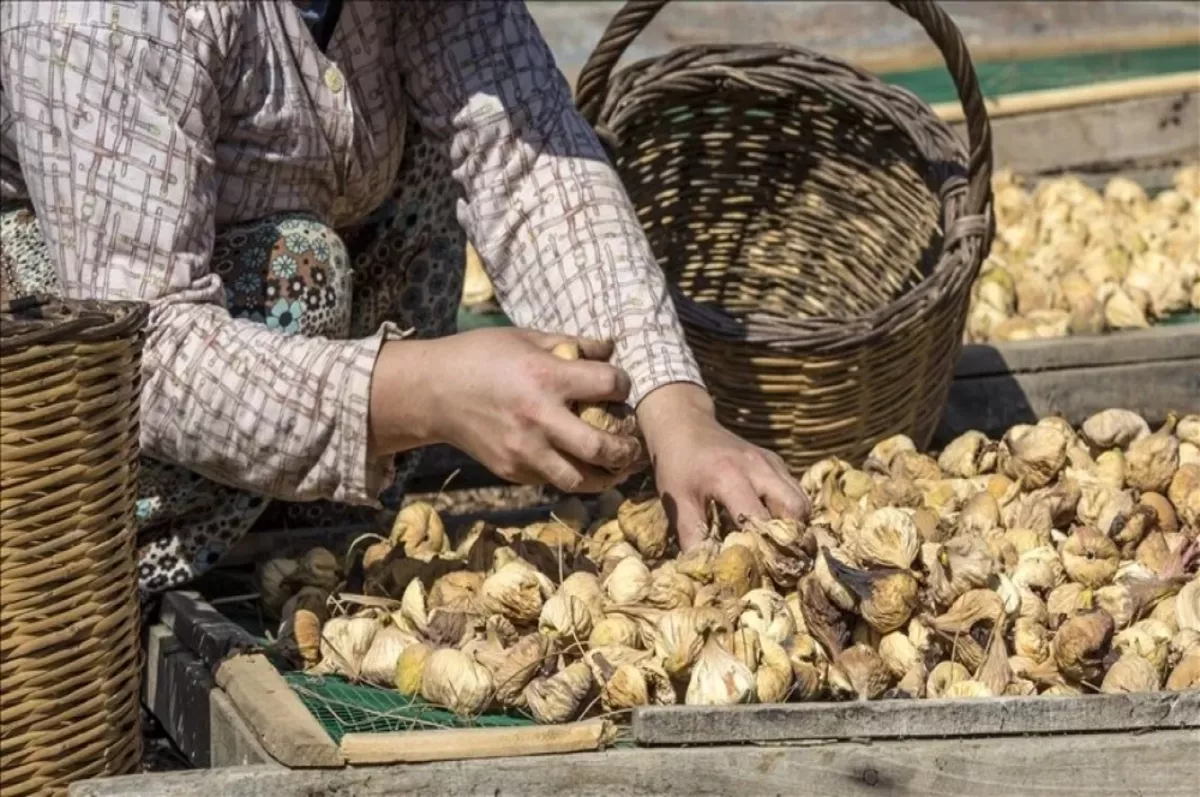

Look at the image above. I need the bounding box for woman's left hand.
[637,383,811,551]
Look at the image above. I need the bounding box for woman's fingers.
[751,454,811,522]
[534,443,626,494]
[554,359,631,403]
[670,492,710,553]
[713,471,771,527]
[542,406,643,475]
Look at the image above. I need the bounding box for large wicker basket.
[577,0,995,471]
[0,296,148,795]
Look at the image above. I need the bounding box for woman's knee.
[213,214,352,339]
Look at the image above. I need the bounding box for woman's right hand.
[368,327,644,493]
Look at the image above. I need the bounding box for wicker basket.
[576,0,995,471]
[0,296,149,795]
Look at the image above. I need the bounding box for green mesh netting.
[282,672,535,744]
[884,44,1200,106]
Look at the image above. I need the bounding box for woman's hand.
[638,383,811,551]
[369,328,644,493]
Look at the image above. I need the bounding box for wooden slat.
[933,71,1200,122]
[67,729,1200,797]
[954,326,1200,378]
[632,692,1200,746]
[950,90,1199,175]
[160,590,263,668]
[937,360,1200,443]
[340,719,612,765]
[213,654,345,769]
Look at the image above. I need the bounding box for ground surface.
[529,0,1200,87]
[135,0,1199,775]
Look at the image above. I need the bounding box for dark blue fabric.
[292,0,342,52]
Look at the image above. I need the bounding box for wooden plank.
[950,91,1199,175]
[142,625,215,769]
[937,360,1200,443]
[954,326,1200,377]
[633,691,1200,746]
[209,690,278,768]
[933,71,1200,122]
[340,719,613,765]
[160,591,263,668]
[67,728,1200,797]
[212,654,345,769]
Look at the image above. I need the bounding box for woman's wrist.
[636,382,716,448]
[367,338,442,458]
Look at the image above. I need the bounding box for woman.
[0,0,808,596]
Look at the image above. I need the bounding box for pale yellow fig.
[557,572,605,625]
[863,436,916,476]
[645,563,697,610]
[654,607,721,679]
[801,456,852,498]
[812,544,859,612]
[712,543,762,599]
[480,561,555,624]
[524,662,593,724]
[974,264,1018,314]
[472,634,550,708]
[685,632,756,706]
[878,630,922,680]
[310,616,379,679]
[538,593,593,642]
[1081,409,1151,451]
[1046,582,1094,629]
[1060,526,1120,588]
[1167,652,1200,690]
[420,648,495,717]
[840,469,876,502]
[999,423,1068,489]
[1013,618,1051,662]
[618,496,670,560]
[822,553,919,635]
[943,680,995,698]
[1003,527,1049,558]
[675,539,718,584]
[1012,545,1066,593]
[587,646,674,710]
[926,660,971,699]
[829,644,891,701]
[428,571,484,613]
[755,636,795,703]
[782,633,828,700]
[1101,654,1161,694]
[390,501,447,556]
[1168,465,1200,528]
[394,642,432,697]
[846,507,920,569]
[588,614,642,650]
[738,588,797,645]
[1113,619,1173,674]
[1177,579,1200,634]
[928,589,1008,671]
[586,519,627,561]
[358,625,414,686]
[603,556,652,605]
[1125,414,1180,493]
[959,492,1001,535]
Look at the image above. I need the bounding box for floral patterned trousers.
[0,119,465,596]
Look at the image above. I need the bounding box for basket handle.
[575,0,994,217]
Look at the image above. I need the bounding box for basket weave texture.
[1,296,149,796]
[577,0,995,471]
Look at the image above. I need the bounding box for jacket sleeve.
[0,7,394,505]
[394,0,705,407]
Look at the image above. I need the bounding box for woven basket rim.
[1,295,149,353]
